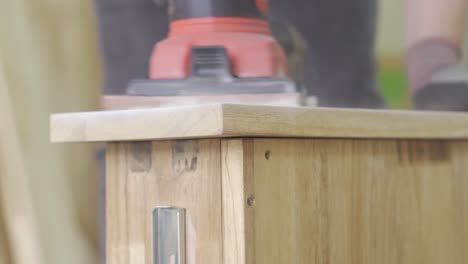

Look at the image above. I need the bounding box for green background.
[379,67,410,109]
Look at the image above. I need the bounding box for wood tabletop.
[50,104,468,143]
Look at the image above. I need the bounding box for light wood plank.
[106,140,223,264]
[221,139,255,264]
[106,143,129,264]
[51,104,468,143]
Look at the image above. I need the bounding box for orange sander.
[118,0,303,107]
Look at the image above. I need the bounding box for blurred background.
[0,1,101,263]
[0,0,464,263]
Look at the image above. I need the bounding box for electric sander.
[105,0,305,109]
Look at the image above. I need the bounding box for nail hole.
[265,150,272,160]
[247,196,256,207]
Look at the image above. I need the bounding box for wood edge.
[221,104,468,139]
[50,104,225,143]
[221,103,468,120]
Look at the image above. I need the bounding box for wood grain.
[106,140,223,264]
[51,104,468,143]
[221,104,468,139]
[252,139,329,264]
[249,138,468,264]
[221,139,255,264]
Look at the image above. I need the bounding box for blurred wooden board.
[51,104,468,143]
[0,59,43,264]
[102,94,303,110]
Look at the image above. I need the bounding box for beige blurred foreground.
[0,0,101,263]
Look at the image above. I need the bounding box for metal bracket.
[153,207,186,264]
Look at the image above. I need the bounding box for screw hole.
[247,196,256,207]
[265,150,272,160]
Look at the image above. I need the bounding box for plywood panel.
[106,140,223,264]
[251,138,468,264]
